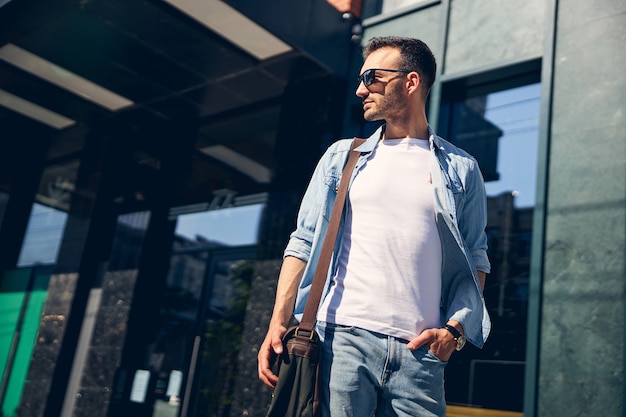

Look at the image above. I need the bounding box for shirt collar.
[359,124,442,153]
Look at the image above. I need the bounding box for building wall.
[445,0,545,74]
[363,4,443,59]
[367,0,546,75]
[538,0,626,415]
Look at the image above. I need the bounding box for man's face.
[356,47,408,122]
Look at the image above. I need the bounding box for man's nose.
[356,82,368,97]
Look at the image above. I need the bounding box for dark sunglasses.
[357,68,411,87]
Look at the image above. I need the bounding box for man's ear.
[406,72,422,96]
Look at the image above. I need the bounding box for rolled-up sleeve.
[460,158,491,274]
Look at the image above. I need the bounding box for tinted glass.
[148,205,262,417]
[17,203,68,267]
[442,82,541,412]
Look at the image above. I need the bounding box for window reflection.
[441,81,541,412]
[16,157,79,268]
[148,205,261,417]
[483,84,541,208]
[149,252,208,416]
[193,257,254,417]
[17,203,68,267]
[174,204,263,247]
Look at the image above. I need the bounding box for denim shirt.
[284,126,491,348]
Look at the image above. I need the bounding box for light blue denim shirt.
[284,125,491,348]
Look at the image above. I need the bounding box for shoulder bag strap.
[299,138,366,331]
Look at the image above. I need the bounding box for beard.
[363,81,407,122]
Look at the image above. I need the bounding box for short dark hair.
[362,36,437,97]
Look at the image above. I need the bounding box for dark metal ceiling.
[0,0,331,133]
[0,0,353,213]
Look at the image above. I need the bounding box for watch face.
[456,335,466,351]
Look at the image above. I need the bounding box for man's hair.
[362,36,437,97]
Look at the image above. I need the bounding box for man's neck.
[383,116,429,140]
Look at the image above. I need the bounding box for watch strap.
[441,324,462,339]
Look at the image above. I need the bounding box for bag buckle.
[294,326,315,340]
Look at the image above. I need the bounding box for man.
[258,36,490,417]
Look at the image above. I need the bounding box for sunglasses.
[357,68,411,87]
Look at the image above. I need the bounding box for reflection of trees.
[195,259,253,417]
[149,253,206,372]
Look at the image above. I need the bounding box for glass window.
[15,157,79,268]
[192,255,255,417]
[146,204,263,417]
[482,83,541,208]
[174,204,264,247]
[16,203,68,267]
[439,79,541,412]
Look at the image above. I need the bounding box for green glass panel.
[0,269,30,385]
[1,274,50,417]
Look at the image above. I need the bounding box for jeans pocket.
[426,348,448,364]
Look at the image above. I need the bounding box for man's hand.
[257,256,306,388]
[406,322,463,361]
[258,324,288,388]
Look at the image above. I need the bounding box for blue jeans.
[317,322,447,417]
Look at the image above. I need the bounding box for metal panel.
[445,0,546,75]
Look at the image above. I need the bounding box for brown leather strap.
[299,138,366,331]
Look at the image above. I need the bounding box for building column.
[536,1,626,416]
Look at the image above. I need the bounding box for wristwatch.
[441,324,466,351]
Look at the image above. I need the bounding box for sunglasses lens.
[364,69,374,86]
[358,69,375,86]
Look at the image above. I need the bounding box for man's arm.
[477,270,486,290]
[407,270,486,359]
[257,256,307,388]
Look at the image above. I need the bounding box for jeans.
[317,322,447,417]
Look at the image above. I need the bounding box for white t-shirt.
[317,138,442,342]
